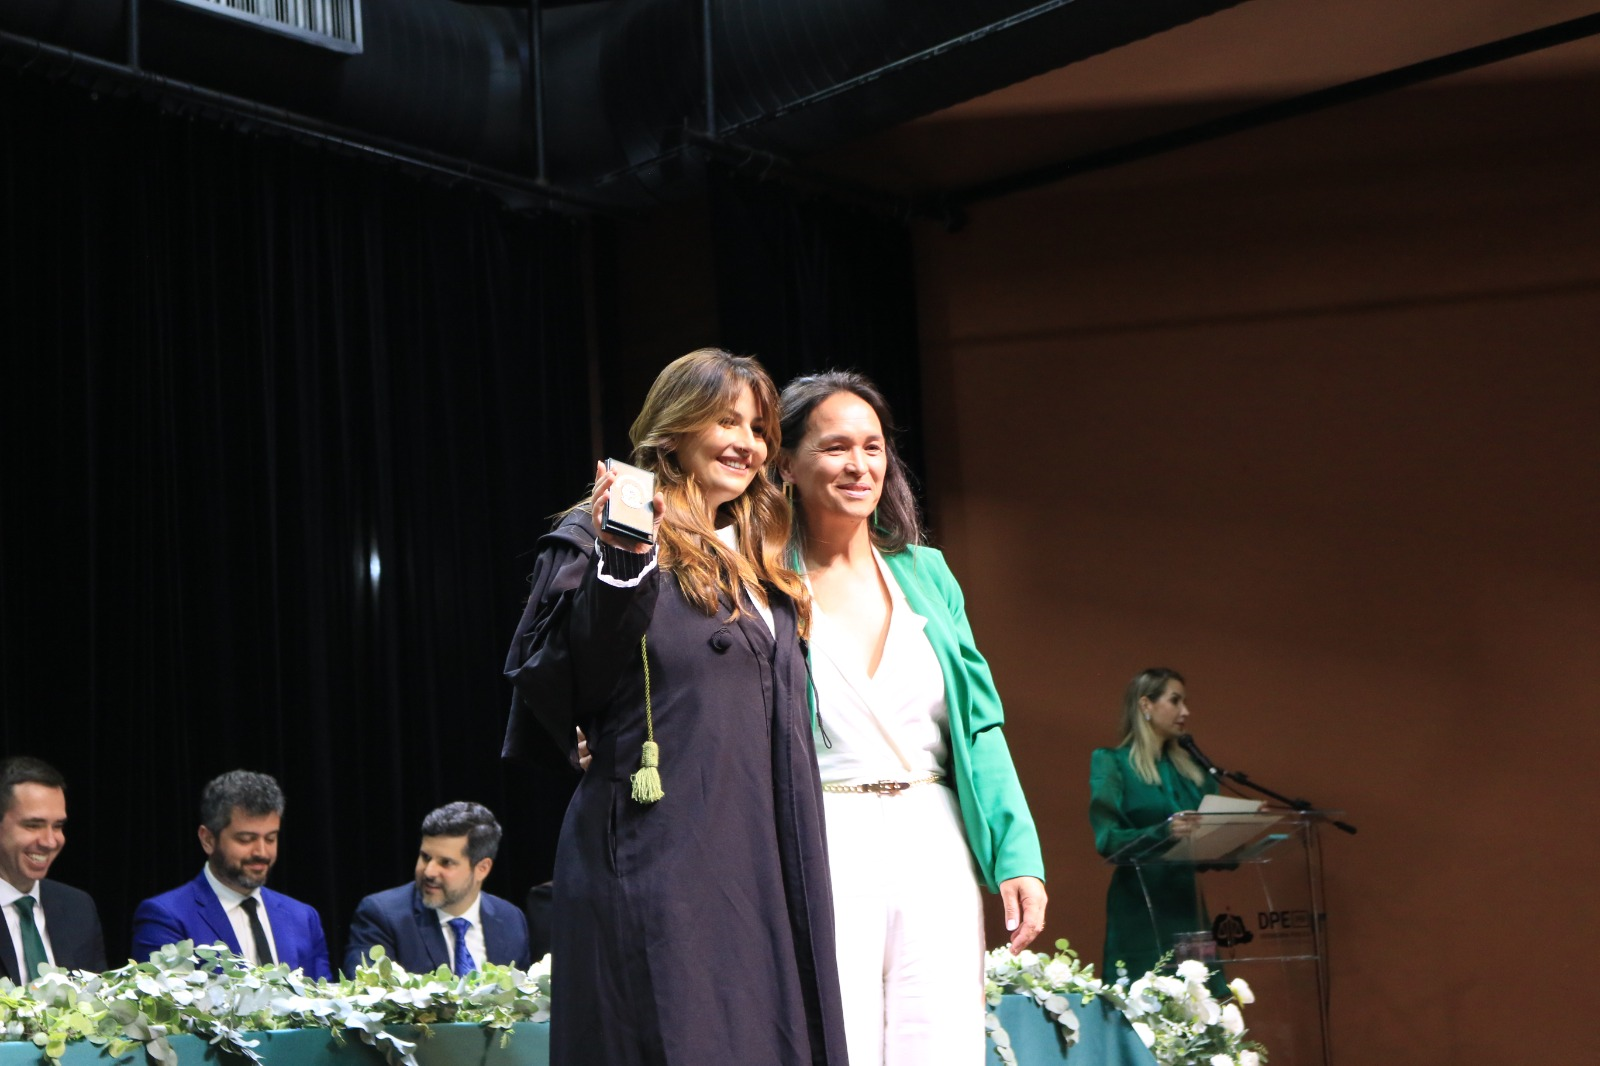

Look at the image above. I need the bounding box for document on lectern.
[1160,795,1270,862]
[1198,795,1263,814]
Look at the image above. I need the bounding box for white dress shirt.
[808,549,949,784]
[434,893,487,971]
[203,864,280,966]
[0,876,56,973]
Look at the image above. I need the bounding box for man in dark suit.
[131,770,331,979]
[0,756,107,982]
[343,801,531,976]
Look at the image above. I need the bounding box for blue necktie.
[447,917,475,975]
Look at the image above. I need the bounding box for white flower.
[1221,1002,1245,1036]
[1042,959,1075,986]
[1013,950,1040,970]
[1131,1021,1155,1048]
[1123,976,1157,1016]
[1229,977,1255,1004]
[1239,1051,1261,1066]
[1176,958,1210,983]
[1210,1055,1235,1066]
[1152,975,1185,999]
[985,948,1021,982]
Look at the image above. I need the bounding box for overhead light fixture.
[162,0,363,55]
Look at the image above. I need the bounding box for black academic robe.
[504,513,848,1066]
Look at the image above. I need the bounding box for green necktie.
[12,895,49,980]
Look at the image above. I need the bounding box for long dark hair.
[779,370,923,554]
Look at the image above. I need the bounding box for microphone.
[1176,733,1224,776]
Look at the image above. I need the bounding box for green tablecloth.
[0,1024,546,1066]
[989,992,1158,1066]
[0,995,1150,1065]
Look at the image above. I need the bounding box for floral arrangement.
[2,938,1259,1066]
[0,942,550,1066]
[984,940,1266,1066]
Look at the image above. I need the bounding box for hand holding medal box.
[601,458,657,545]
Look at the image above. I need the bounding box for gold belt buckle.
[862,779,911,795]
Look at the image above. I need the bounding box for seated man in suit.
[131,770,331,979]
[343,801,531,976]
[0,756,107,982]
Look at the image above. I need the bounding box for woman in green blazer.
[1090,667,1218,981]
[778,370,1046,1066]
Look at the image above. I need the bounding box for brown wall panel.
[914,76,1600,1065]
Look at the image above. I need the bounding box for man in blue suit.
[343,801,531,976]
[131,770,331,979]
[0,756,107,983]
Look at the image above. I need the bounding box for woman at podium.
[1089,667,1219,982]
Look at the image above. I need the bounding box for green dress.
[1089,745,1218,982]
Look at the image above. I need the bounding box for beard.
[216,856,272,891]
[416,873,472,910]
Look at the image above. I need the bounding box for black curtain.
[707,165,925,496]
[0,74,587,965]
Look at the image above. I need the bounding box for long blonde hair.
[613,349,807,627]
[1119,667,1206,787]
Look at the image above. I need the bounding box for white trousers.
[824,783,986,1066]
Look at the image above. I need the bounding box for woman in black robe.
[503,348,849,1066]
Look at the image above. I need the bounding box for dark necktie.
[239,896,275,966]
[12,895,49,979]
[448,916,476,975]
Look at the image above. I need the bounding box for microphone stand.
[1180,736,1357,835]
[1220,768,1357,836]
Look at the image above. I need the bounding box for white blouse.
[807,549,949,785]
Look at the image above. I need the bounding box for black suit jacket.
[0,879,107,981]
[342,883,531,976]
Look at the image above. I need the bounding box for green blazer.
[809,545,1045,893]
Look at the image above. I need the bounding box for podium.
[1107,810,1340,1066]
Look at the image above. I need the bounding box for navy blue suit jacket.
[0,879,107,982]
[342,883,531,976]
[130,871,332,980]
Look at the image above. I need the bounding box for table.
[0,994,1152,1065]
[989,991,1158,1065]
